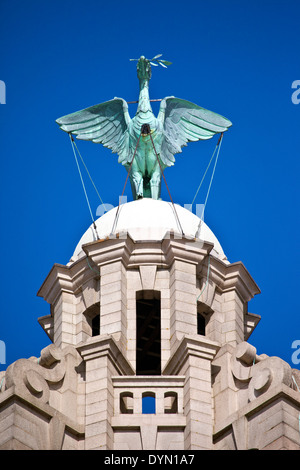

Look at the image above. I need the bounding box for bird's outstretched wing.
[158,97,232,166]
[56,98,131,164]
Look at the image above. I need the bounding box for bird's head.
[137,56,152,81]
[130,55,172,82]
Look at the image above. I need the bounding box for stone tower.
[0,198,299,450]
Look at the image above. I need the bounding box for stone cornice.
[213,382,300,441]
[37,231,260,306]
[162,233,214,266]
[112,375,186,388]
[221,262,260,301]
[111,414,186,429]
[199,257,261,303]
[37,257,97,305]
[77,335,135,376]
[244,312,261,340]
[38,314,54,341]
[83,231,213,269]
[163,334,220,375]
[82,232,134,267]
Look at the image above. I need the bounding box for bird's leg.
[150,166,162,200]
[130,170,144,199]
[129,177,137,201]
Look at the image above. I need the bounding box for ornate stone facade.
[0,200,299,450]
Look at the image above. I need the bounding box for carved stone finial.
[5,344,66,404]
[231,341,293,402]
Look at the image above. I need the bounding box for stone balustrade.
[112,376,185,415]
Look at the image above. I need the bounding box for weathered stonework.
[1,204,299,450]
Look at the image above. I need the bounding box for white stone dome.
[71,199,227,262]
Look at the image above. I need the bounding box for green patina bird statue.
[56,55,232,200]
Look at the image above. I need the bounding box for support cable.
[71,138,107,212]
[195,132,224,239]
[111,132,142,234]
[149,131,185,237]
[195,134,223,302]
[203,133,223,211]
[188,136,220,212]
[292,375,300,393]
[69,134,100,240]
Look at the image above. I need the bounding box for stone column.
[134,391,143,414]
[155,269,171,370]
[169,260,197,354]
[221,290,244,347]
[164,335,219,450]
[100,261,127,354]
[53,292,77,348]
[78,336,134,450]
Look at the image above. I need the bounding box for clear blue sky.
[0,0,299,371]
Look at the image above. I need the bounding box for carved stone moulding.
[0,344,84,450]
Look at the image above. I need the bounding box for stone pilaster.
[169,260,197,354]
[77,336,134,450]
[100,261,127,354]
[164,335,219,450]
[53,291,77,348]
[221,290,244,347]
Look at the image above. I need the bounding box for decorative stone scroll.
[231,341,292,402]
[4,344,66,404]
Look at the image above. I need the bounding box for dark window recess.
[197,313,206,336]
[136,295,161,375]
[120,392,133,414]
[92,315,100,336]
[164,392,178,414]
[84,302,100,337]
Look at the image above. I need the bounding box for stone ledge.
[38,314,54,341]
[111,414,186,429]
[77,334,134,376]
[163,335,220,375]
[213,382,300,441]
[112,375,185,388]
[0,386,85,437]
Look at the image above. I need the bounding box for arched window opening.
[136,291,161,375]
[164,392,178,414]
[197,313,206,336]
[142,392,156,414]
[120,392,133,414]
[92,314,100,336]
[84,302,100,337]
[197,300,213,337]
